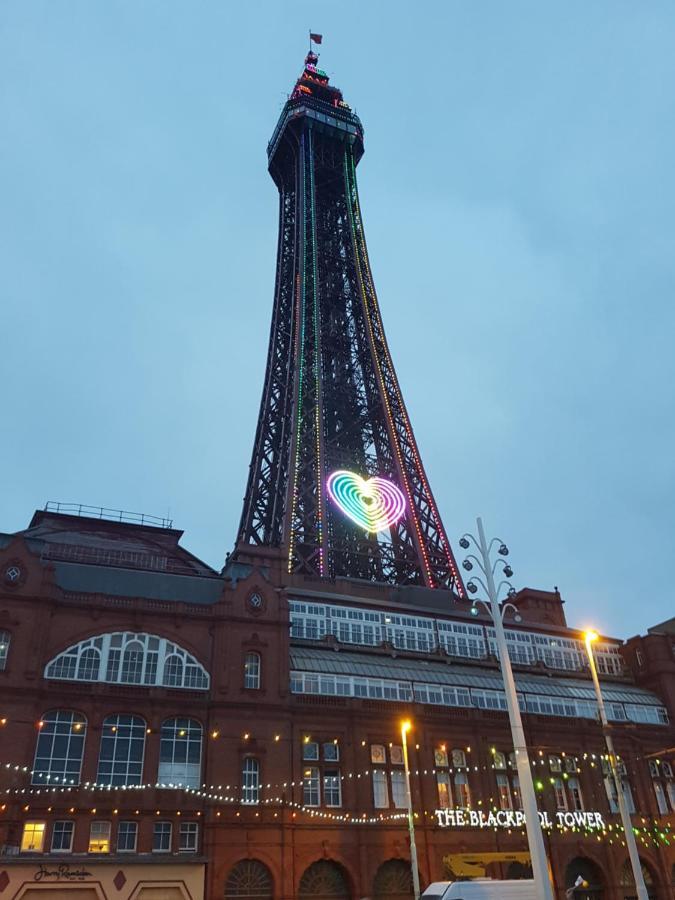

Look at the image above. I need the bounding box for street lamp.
[460,517,554,900]
[583,631,649,900]
[401,719,421,900]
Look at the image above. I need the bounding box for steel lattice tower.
[236,53,464,595]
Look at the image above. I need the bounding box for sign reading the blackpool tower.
[434,808,606,830]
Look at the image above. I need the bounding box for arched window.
[242,758,260,804]
[225,859,273,898]
[244,653,261,690]
[32,711,87,785]
[158,718,202,787]
[298,860,350,899]
[0,631,10,670]
[373,859,414,900]
[97,714,146,785]
[45,633,209,690]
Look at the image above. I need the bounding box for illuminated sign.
[434,809,606,830]
[327,470,405,533]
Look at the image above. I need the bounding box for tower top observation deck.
[267,52,364,169]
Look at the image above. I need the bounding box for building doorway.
[224,859,274,899]
[298,860,350,900]
[373,859,413,900]
[565,857,605,899]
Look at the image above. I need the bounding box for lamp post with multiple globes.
[459,516,555,900]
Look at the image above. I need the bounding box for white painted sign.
[434,809,606,830]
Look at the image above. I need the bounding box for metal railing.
[44,501,173,529]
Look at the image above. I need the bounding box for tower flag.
[310,32,323,44]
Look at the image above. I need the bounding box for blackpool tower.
[236,52,464,595]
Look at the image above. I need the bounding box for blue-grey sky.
[2,2,674,639]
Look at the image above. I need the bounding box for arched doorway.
[298,860,350,899]
[619,858,658,900]
[373,859,414,900]
[225,859,274,898]
[565,857,605,899]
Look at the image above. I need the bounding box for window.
[452,749,467,768]
[666,780,675,811]
[51,821,74,853]
[549,755,562,773]
[302,741,341,807]
[564,756,579,774]
[45,632,209,690]
[391,770,407,808]
[454,772,471,809]
[635,649,644,667]
[553,777,568,811]
[117,821,138,852]
[88,821,111,853]
[512,775,523,810]
[303,767,320,806]
[242,757,260,804]
[496,773,513,810]
[97,714,146,785]
[493,751,507,770]
[370,744,386,764]
[372,770,389,808]
[21,822,45,852]
[654,781,669,815]
[437,772,451,809]
[568,777,584,811]
[153,821,172,853]
[158,718,202,788]
[244,652,261,689]
[32,710,87,785]
[179,822,199,852]
[0,630,10,670]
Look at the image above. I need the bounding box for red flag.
[310,33,323,44]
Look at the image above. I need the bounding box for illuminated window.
[117,821,138,852]
[179,822,199,852]
[390,770,407,808]
[97,714,146,785]
[88,821,111,853]
[436,772,451,809]
[153,821,172,853]
[32,710,87,785]
[51,820,74,852]
[454,772,471,809]
[493,751,507,770]
[244,652,261,689]
[45,633,209,690]
[158,717,202,788]
[496,773,513,810]
[0,630,10,670]
[21,822,45,852]
[242,757,260,805]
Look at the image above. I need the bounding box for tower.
[236,53,464,595]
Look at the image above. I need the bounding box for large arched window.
[97,714,146,785]
[225,859,273,898]
[244,653,261,690]
[298,860,350,899]
[158,717,202,787]
[45,633,209,690]
[242,758,260,804]
[373,859,414,900]
[0,631,10,670]
[32,711,87,785]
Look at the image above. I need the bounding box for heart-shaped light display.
[327,469,406,533]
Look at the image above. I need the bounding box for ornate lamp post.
[401,719,421,900]
[460,517,554,900]
[583,631,649,900]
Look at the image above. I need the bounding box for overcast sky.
[2,1,674,639]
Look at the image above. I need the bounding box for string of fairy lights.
[0,737,672,849]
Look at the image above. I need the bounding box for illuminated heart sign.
[326,470,405,533]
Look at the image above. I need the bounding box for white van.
[421,880,537,899]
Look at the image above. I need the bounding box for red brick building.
[0,507,673,899]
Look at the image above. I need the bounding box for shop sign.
[34,863,93,882]
[434,808,606,830]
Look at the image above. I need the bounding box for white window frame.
[88,821,111,854]
[0,630,10,670]
[242,757,260,805]
[178,822,199,853]
[97,714,146,786]
[153,821,172,853]
[244,652,261,690]
[32,710,87,786]
[50,820,75,853]
[158,718,203,788]
[21,821,46,853]
[117,820,138,853]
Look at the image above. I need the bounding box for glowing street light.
[400,719,420,900]
[583,630,648,900]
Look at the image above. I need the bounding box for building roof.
[289,647,664,707]
[1,509,224,605]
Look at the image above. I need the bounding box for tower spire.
[235,57,464,596]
